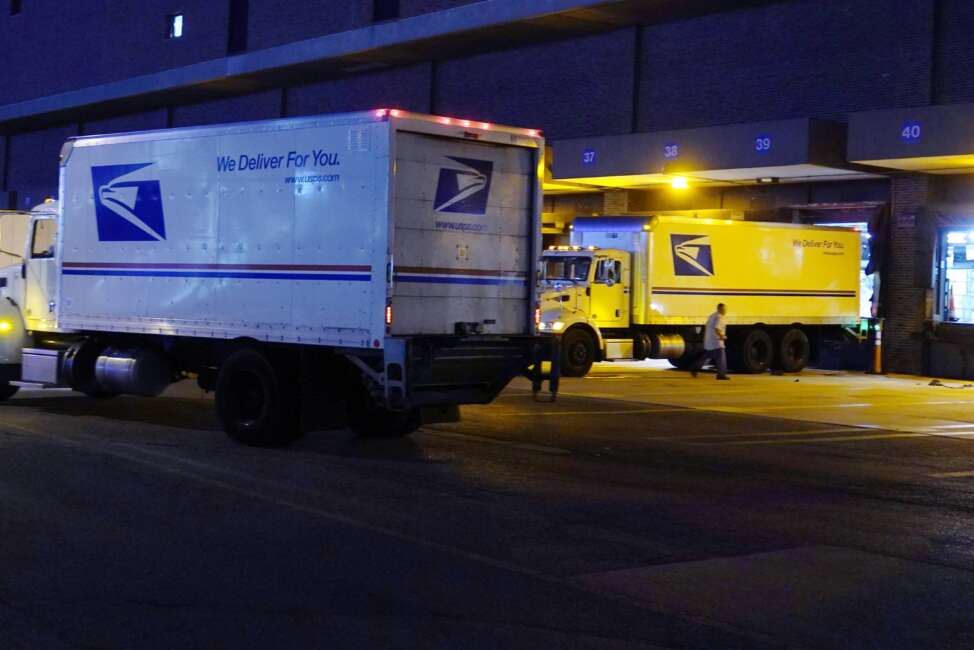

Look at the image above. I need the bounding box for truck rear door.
[390,132,533,336]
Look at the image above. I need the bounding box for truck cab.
[0,202,59,392]
[539,246,631,375]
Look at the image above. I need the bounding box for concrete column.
[885,174,933,374]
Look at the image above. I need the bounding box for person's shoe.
[716,375,730,380]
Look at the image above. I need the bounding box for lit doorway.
[816,222,874,319]
[939,228,974,323]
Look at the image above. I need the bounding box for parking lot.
[4,363,974,648]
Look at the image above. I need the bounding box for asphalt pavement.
[2,363,974,648]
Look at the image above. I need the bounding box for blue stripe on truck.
[63,269,371,281]
[654,289,854,297]
[394,275,528,286]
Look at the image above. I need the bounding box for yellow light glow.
[0,321,13,333]
[551,321,565,332]
[670,176,689,190]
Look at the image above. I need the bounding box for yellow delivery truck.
[539,216,861,376]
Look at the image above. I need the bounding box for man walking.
[692,303,729,380]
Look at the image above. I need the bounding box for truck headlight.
[539,320,565,332]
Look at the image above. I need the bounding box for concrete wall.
[0,1,231,104]
[287,64,433,117]
[638,0,934,131]
[81,110,170,137]
[934,0,974,103]
[401,0,481,18]
[172,91,284,127]
[247,1,366,50]
[435,28,636,139]
[7,125,78,209]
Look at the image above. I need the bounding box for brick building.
[3,0,974,375]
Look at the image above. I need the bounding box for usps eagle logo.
[671,234,715,276]
[91,163,166,241]
[434,156,493,215]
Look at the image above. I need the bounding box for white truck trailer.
[539,216,861,376]
[0,110,555,445]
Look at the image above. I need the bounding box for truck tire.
[633,332,652,360]
[731,328,774,373]
[561,328,595,377]
[215,348,303,447]
[0,383,18,401]
[775,328,810,373]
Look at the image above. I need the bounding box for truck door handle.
[20,263,25,279]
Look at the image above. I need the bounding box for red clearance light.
[527,129,541,138]
[460,119,471,128]
[480,122,491,130]
[438,116,452,125]
[375,108,389,117]
[385,305,393,325]
[390,109,403,117]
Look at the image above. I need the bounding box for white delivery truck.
[0,110,556,445]
[539,216,861,376]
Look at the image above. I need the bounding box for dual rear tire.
[215,347,420,447]
[729,327,810,374]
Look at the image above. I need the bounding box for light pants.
[693,347,727,377]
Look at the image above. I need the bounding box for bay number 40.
[901,122,921,142]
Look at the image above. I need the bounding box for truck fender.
[0,298,29,366]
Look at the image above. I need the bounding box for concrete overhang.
[849,103,974,174]
[0,0,781,131]
[549,118,879,193]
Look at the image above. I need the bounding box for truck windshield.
[543,256,591,283]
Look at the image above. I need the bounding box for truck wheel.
[215,348,303,447]
[561,328,595,377]
[0,383,19,401]
[775,328,810,373]
[731,328,774,373]
[633,332,652,360]
[347,391,420,438]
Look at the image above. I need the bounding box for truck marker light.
[390,109,403,117]
[480,123,491,130]
[385,305,393,325]
[0,321,12,333]
[670,176,689,190]
[527,129,541,138]
[438,117,452,125]
[534,308,541,326]
[375,109,389,117]
[551,321,565,332]
[460,120,471,128]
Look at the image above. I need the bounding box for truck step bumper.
[398,336,555,407]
